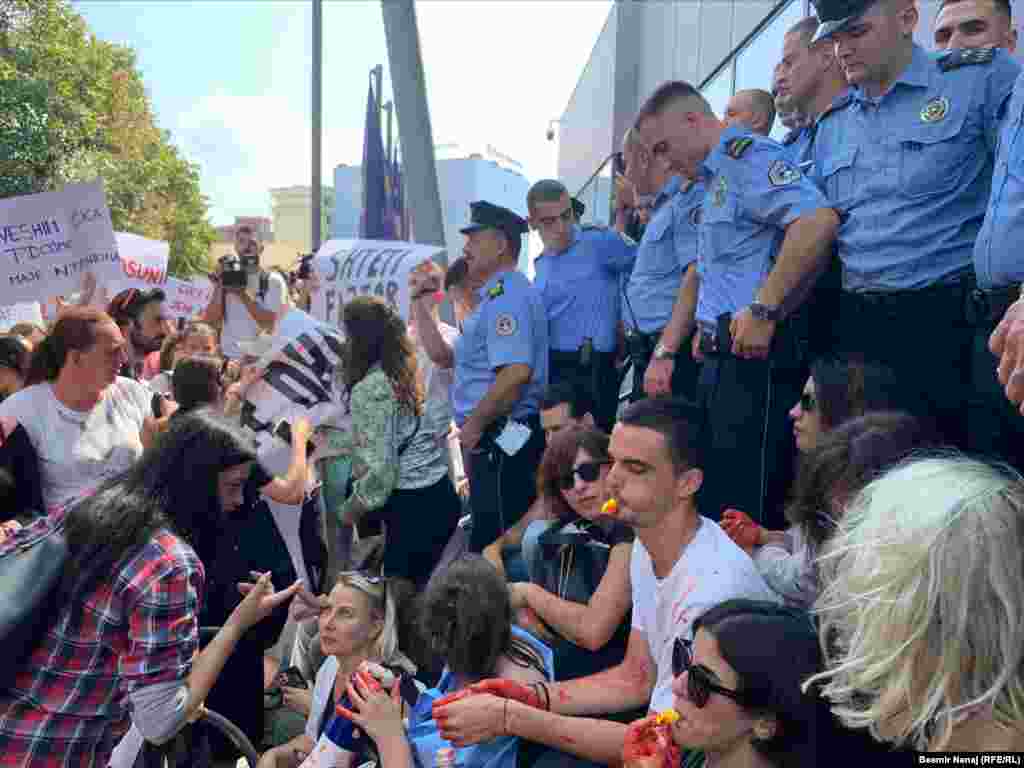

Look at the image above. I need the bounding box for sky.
[73,0,613,228]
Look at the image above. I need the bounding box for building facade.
[269,186,336,252]
[333,149,531,273]
[559,0,1015,223]
[215,216,274,243]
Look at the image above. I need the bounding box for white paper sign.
[240,308,351,462]
[0,301,43,331]
[310,239,444,327]
[114,232,169,286]
[0,181,121,304]
[163,276,214,321]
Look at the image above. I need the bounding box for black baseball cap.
[812,0,876,41]
[459,201,529,236]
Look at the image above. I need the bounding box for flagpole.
[311,0,323,252]
[384,101,394,166]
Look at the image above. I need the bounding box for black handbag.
[0,514,68,691]
[532,521,612,605]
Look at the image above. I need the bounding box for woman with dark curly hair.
[338,296,461,588]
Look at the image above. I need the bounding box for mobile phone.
[274,419,316,457]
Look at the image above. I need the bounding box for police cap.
[811,0,876,42]
[459,201,529,237]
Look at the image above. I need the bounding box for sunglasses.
[339,570,384,585]
[560,460,610,490]
[672,637,746,708]
[799,392,817,413]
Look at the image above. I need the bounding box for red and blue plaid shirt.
[0,521,204,767]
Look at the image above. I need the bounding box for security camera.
[546,127,555,142]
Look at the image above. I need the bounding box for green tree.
[0,0,214,276]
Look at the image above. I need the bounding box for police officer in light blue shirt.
[636,81,839,528]
[619,123,703,403]
[968,69,1024,471]
[529,179,635,431]
[809,0,1020,447]
[439,201,548,553]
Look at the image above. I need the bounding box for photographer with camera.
[204,225,288,360]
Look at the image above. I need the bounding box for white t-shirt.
[630,516,780,712]
[412,322,464,486]
[220,270,287,359]
[0,377,152,513]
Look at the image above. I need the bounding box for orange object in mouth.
[601,498,619,516]
[655,709,680,726]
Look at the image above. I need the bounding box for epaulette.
[725,137,754,159]
[937,46,995,72]
[486,279,505,300]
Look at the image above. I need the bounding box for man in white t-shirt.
[431,397,779,766]
[203,225,287,359]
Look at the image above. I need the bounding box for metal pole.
[384,101,394,165]
[311,0,323,251]
[381,0,446,256]
[372,65,383,113]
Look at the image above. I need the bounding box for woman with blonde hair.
[808,456,1024,752]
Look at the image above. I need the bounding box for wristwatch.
[653,342,676,360]
[749,302,782,322]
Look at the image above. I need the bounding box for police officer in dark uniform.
[411,201,549,553]
[809,0,1020,447]
[636,80,840,529]
[529,179,635,431]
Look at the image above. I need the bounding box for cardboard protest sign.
[0,181,121,304]
[239,308,351,465]
[310,239,444,327]
[0,302,44,331]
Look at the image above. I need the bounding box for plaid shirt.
[0,522,204,768]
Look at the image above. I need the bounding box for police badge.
[920,96,949,123]
[768,159,801,187]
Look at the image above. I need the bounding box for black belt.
[846,278,971,309]
[550,349,616,367]
[966,285,1019,327]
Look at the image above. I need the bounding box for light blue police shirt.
[532,225,636,353]
[696,125,831,327]
[451,269,549,426]
[624,176,703,334]
[975,69,1024,288]
[811,44,1019,292]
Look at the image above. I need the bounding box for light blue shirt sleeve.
[483,283,540,371]
[735,143,829,229]
[598,229,638,274]
[672,184,701,270]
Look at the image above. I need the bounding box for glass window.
[734,0,806,140]
[702,64,734,122]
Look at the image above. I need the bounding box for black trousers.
[628,329,700,404]
[467,415,545,553]
[549,350,620,432]
[967,288,1024,473]
[696,341,804,530]
[836,282,973,448]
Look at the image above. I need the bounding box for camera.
[218,254,248,290]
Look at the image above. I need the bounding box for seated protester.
[0,308,169,519]
[0,334,31,402]
[339,555,552,768]
[0,412,301,767]
[622,600,867,768]
[431,399,779,767]
[510,427,634,684]
[7,321,46,351]
[724,412,931,608]
[808,457,1024,753]
[256,572,418,768]
[339,297,461,590]
[107,287,173,380]
[482,379,596,580]
[144,316,217,390]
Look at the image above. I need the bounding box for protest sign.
[239,308,351,465]
[310,239,444,327]
[114,232,169,286]
[163,276,214,321]
[0,181,121,304]
[0,302,43,331]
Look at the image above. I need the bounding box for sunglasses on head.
[339,570,384,585]
[672,637,746,708]
[799,392,817,412]
[560,460,610,490]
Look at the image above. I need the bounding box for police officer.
[810,0,1020,447]
[529,179,635,431]
[968,69,1024,471]
[636,80,840,528]
[619,123,703,403]
[409,201,548,553]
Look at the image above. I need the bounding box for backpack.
[0,512,68,691]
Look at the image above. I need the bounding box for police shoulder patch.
[937,46,996,72]
[487,280,505,300]
[768,159,802,187]
[495,313,517,336]
[725,137,754,159]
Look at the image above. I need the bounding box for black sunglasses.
[339,570,384,585]
[560,460,610,490]
[672,637,746,708]
[799,392,817,413]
